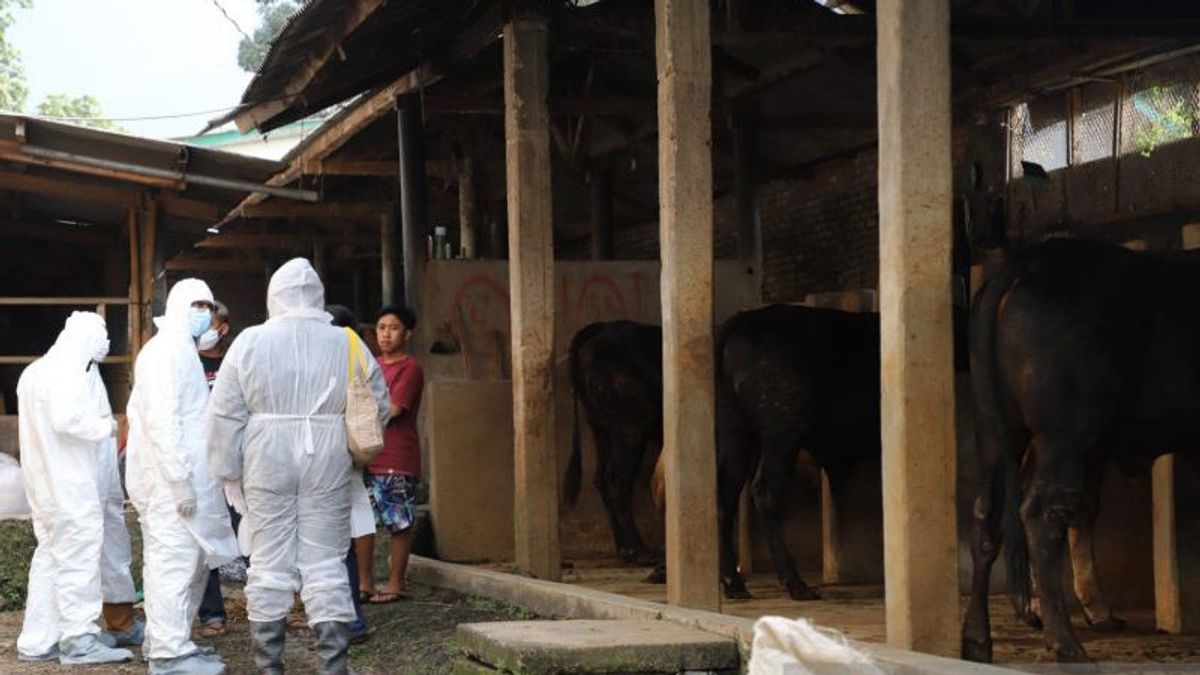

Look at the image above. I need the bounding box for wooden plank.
[0,221,116,247]
[233,0,386,133]
[381,211,397,306]
[301,160,396,176]
[0,355,133,365]
[237,200,392,219]
[139,198,158,342]
[0,169,140,208]
[163,258,266,273]
[877,0,958,656]
[127,208,142,364]
[505,11,560,583]
[0,297,131,305]
[194,233,376,248]
[656,0,719,611]
[0,145,183,190]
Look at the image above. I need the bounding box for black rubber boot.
[312,621,351,675]
[250,620,287,675]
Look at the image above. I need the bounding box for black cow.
[715,304,883,600]
[564,320,663,564]
[962,238,1200,663]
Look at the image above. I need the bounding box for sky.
[11,0,262,139]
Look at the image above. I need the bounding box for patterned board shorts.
[365,472,419,534]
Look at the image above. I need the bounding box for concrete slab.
[456,620,738,674]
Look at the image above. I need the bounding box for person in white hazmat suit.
[15,311,136,665]
[126,279,239,675]
[207,259,389,675]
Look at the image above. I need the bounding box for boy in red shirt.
[358,306,424,603]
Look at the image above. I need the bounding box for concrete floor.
[474,559,1200,668]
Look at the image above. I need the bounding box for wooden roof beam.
[0,169,222,221]
[194,232,377,248]
[164,257,267,273]
[233,0,386,133]
[235,200,393,219]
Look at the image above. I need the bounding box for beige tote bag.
[344,327,384,465]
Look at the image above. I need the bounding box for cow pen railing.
[0,297,134,365]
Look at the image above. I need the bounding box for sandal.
[367,591,405,604]
[199,621,227,638]
[358,589,375,604]
[286,613,308,631]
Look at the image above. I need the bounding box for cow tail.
[564,324,601,508]
[972,262,1030,617]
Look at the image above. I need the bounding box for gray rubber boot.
[251,619,287,675]
[148,651,227,675]
[59,633,134,664]
[312,621,351,675]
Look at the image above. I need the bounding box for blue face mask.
[188,308,212,338]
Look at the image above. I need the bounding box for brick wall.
[613,150,881,302]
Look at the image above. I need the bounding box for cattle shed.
[0,115,297,436]
[10,0,1200,669]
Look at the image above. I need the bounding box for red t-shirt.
[368,356,424,477]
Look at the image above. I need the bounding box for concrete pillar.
[397,94,427,312]
[589,171,614,261]
[656,0,720,611]
[458,155,479,259]
[876,0,958,656]
[504,10,560,582]
[1153,454,1200,633]
[381,211,397,306]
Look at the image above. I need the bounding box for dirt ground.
[0,581,538,674]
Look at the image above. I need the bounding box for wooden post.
[589,171,614,260]
[312,242,328,280]
[505,9,560,582]
[126,208,142,363]
[458,154,479,259]
[381,211,397,306]
[732,112,759,264]
[656,0,719,611]
[877,0,958,655]
[139,196,158,342]
[397,94,427,311]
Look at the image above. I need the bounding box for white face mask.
[91,338,111,364]
[197,327,221,351]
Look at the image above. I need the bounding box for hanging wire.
[209,0,253,41]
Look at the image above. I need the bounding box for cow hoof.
[1053,645,1094,668]
[644,568,666,584]
[786,583,820,601]
[723,586,753,600]
[1017,610,1044,631]
[960,638,993,664]
[1086,615,1126,632]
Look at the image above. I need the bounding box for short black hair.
[376,305,417,331]
[326,304,357,329]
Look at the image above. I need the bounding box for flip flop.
[199,622,227,638]
[367,591,405,604]
[358,589,375,603]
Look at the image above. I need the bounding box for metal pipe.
[20,145,319,202]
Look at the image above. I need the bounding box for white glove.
[224,479,248,516]
[168,479,197,518]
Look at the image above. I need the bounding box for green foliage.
[237,0,300,73]
[0,519,36,612]
[36,93,121,131]
[1134,85,1197,157]
[0,0,32,112]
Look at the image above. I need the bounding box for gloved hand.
[223,479,247,516]
[167,479,197,518]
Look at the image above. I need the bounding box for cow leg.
[608,435,651,564]
[589,427,627,557]
[718,442,755,600]
[752,438,818,601]
[961,435,1008,663]
[1070,485,1125,632]
[1022,442,1090,663]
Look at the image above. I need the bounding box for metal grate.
[1074,83,1117,164]
[1124,79,1199,157]
[1010,95,1068,178]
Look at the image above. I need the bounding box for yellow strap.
[344,327,366,385]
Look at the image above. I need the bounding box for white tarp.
[748,616,886,675]
[0,453,30,516]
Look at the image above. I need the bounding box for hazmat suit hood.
[267,258,332,322]
[50,311,110,367]
[153,279,214,335]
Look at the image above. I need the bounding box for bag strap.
[344,327,368,384]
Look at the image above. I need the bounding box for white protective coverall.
[16,312,120,657]
[126,279,239,660]
[207,258,389,626]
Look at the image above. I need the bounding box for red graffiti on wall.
[453,274,511,378]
